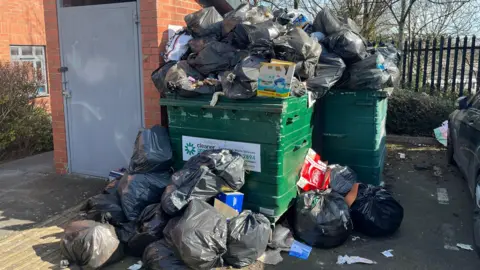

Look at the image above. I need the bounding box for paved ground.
[0,152,106,240]
[1,142,480,269]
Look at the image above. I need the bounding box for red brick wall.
[141,0,202,127]
[43,0,67,174]
[0,0,50,111]
[45,0,203,174]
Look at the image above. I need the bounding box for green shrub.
[0,62,53,160]
[386,89,457,136]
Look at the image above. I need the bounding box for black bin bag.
[143,240,189,270]
[162,149,245,215]
[335,53,391,90]
[329,165,357,196]
[164,199,228,270]
[322,29,368,64]
[232,21,281,50]
[350,184,404,237]
[306,45,346,98]
[129,125,173,174]
[185,7,223,37]
[220,71,257,100]
[128,203,171,257]
[118,172,171,221]
[152,61,176,94]
[294,190,353,248]
[82,192,127,226]
[187,41,239,76]
[273,27,322,80]
[165,60,218,97]
[60,220,124,269]
[234,55,265,81]
[313,8,351,35]
[224,211,271,268]
[223,3,272,35]
[376,45,401,66]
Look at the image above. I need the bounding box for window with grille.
[10,46,48,96]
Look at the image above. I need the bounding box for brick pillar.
[140,0,202,128]
[43,0,68,174]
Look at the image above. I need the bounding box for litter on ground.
[336,255,377,265]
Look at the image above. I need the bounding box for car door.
[464,93,480,194]
[455,107,472,178]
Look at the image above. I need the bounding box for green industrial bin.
[314,89,391,185]
[161,93,314,221]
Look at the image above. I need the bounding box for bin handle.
[293,140,308,152]
[286,115,300,125]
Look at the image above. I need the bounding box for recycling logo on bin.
[184,142,196,155]
[182,136,262,172]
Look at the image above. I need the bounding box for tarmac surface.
[0,141,480,269]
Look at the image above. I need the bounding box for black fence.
[401,36,480,96]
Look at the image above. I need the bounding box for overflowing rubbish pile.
[60,4,405,269]
[153,4,399,101]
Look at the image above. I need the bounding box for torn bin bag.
[273,28,322,80]
[165,60,217,97]
[162,149,245,215]
[290,77,307,97]
[234,55,264,81]
[306,45,346,98]
[220,71,257,99]
[181,149,245,191]
[187,41,239,76]
[223,3,273,36]
[328,165,357,196]
[350,184,404,237]
[224,211,271,268]
[294,190,353,248]
[60,220,124,269]
[232,21,281,50]
[152,61,176,94]
[127,203,171,257]
[164,30,192,62]
[322,29,368,64]
[82,192,127,226]
[118,172,171,221]
[185,7,223,37]
[128,125,173,174]
[163,199,228,270]
[143,240,189,270]
[335,53,391,90]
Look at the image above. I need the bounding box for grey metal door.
[58,2,142,177]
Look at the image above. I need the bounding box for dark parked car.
[448,91,480,255]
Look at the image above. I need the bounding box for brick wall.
[0,0,50,111]
[44,0,203,174]
[43,0,67,174]
[141,0,202,127]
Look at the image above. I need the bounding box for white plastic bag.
[164,30,192,62]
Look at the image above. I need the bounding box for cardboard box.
[216,192,244,213]
[214,199,239,220]
[257,60,296,98]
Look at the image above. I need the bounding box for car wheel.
[473,176,480,257]
[447,128,455,165]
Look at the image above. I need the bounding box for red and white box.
[297,149,329,191]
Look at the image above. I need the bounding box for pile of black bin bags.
[60,125,272,269]
[152,5,400,102]
[294,165,404,249]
